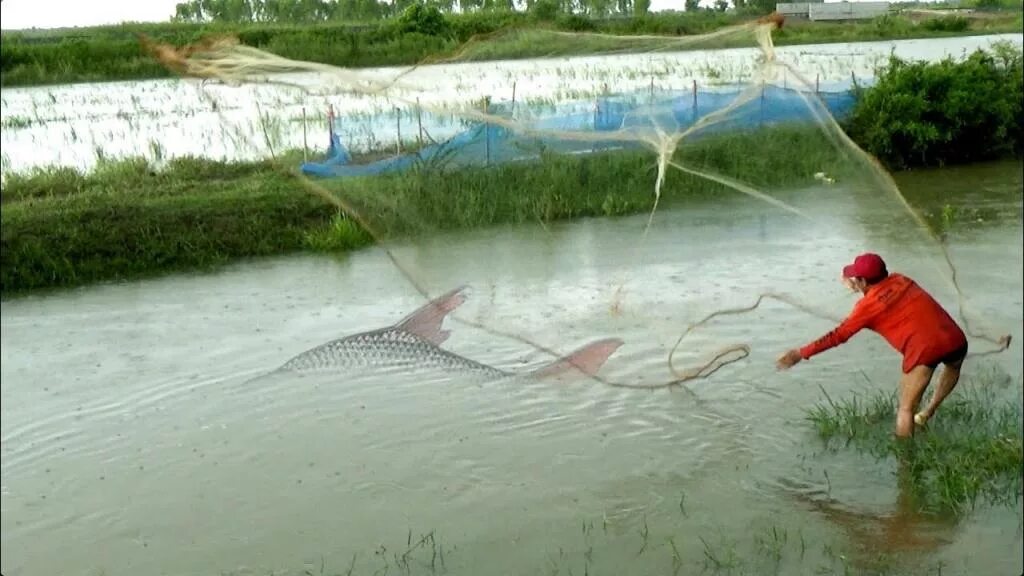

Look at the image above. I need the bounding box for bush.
[528,0,561,22]
[556,13,597,32]
[844,42,1023,169]
[397,2,452,38]
[921,16,970,32]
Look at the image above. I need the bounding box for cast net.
[142,14,1011,390]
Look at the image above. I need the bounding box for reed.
[0,125,840,295]
[805,367,1023,515]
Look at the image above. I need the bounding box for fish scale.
[277,328,508,379]
[263,287,621,384]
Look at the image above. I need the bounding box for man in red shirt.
[776,253,969,438]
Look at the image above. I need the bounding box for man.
[776,253,968,438]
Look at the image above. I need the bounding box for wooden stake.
[760,80,766,126]
[692,79,698,120]
[484,96,491,166]
[416,97,423,149]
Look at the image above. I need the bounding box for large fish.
[274,286,623,382]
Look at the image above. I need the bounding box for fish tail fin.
[530,338,624,380]
[394,285,468,346]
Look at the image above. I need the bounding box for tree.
[528,0,561,19]
[398,1,451,36]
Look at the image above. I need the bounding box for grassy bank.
[0,125,845,295]
[806,367,1023,516]
[2,41,1022,296]
[2,9,1021,87]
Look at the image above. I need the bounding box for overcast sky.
[2,0,179,29]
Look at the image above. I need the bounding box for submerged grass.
[213,511,980,576]
[805,367,1024,516]
[0,124,843,295]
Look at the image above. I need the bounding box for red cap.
[842,253,887,282]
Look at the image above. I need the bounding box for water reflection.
[785,450,961,572]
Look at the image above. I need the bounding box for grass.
[805,366,1023,516]
[1,11,1020,87]
[0,123,848,295]
[209,510,990,575]
[0,155,340,295]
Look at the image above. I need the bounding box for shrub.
[397,2,452,38]
[844,42,1023,168]
[921,16,970,32]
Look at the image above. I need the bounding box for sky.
[2,0,183,29]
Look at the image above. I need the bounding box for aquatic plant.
[805,366,1023,515]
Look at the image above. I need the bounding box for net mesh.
[140,14,1011,389]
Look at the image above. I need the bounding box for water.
[1,34,1020,174]
[2,160,1022,575]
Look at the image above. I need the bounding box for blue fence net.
[300,84,859,179]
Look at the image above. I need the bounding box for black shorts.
[926,341,968,368]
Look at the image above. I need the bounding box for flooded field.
[1,33,1020,174]
[2,159,1021,576]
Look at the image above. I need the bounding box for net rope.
[140,13,1011,390]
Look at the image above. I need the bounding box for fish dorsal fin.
[530,338,624,380]
[394,286,468,346]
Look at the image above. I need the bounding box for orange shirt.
[799,273,967,373]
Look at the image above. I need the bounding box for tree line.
[169,0,778,23]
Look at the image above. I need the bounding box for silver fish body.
[276,328,509,379]
[269,286,622,382]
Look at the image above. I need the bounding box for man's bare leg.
[915,358,963,426]
[897,365,935,438]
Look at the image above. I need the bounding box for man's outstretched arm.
[777,299,880,370]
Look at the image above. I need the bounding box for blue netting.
[300,84,858,179]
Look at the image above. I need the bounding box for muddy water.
[1,160,1021,575]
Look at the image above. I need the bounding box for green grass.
[1,11,1020,87]
[805,367,1023,516]
[771,11,1021,46]
[845,40,1023,169]
[0,124,847,295]
[207,512,981,575]
[0,155,339,294]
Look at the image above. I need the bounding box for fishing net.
[142,14,1011,391]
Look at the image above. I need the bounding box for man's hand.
[776,349,803,371]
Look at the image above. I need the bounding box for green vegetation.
[0,10,724,87]
[806,368,1023,515]
[0,155,335,294]
[846,40,1023,169]
[2,6,1021,87]
[210,520,962,576]
[2,43,1022,295]
[0,125,844,294]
